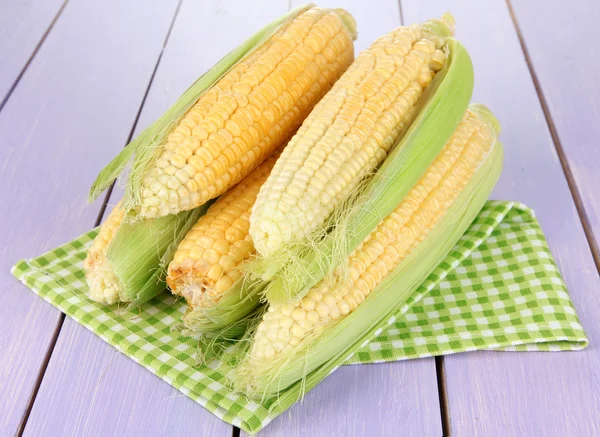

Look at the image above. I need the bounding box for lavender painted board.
[253,1,443,436]
[255,361,442,437]
[403,1,600,435]
[23,318,230,437]
[24,1,287,436]
[0,0,64,104]
[0,0,182,433]
[512,0,600,256]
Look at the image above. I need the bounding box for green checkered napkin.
[12,201,587,434]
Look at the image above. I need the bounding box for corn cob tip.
[469,103,501,137]
[423,13,456,38]
[84,256,121,305]
[84,203,125,305]
[333,8,357,40]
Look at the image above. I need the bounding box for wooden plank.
[0,0,182,433]
[402,1,600,435]
[253,1,444,436]
[23,1,287,436]
[256,361,442,437]
[23,319,230,437]
[0,0,65,105]
[511,0,600,259]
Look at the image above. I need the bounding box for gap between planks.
[507,0,600,275]
[15,1,186,435]
[0,0,69,114]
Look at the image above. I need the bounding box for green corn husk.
[191,304,267,364]
[232,108,503,398]
[106,204,210,307]
[260,35,475,304]
[180,279,266,336]
[88,4,356,219]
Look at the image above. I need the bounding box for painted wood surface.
[252,1,443,436]
[0,0,181,434]
[0,0,65,105]
[23,1,286,436]
[512,0,600,258]
[403,1,600,435]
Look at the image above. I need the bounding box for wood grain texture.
[252,1,444,436]
[23,319,230,437]
[24,1,287,436]
[511,0,600,259]
[0,0,65,104]
[254,361,441,437]
[0,0,181,434]
[403,1,600,435]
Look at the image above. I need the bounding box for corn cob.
[89,6,357,220]
[167,155,277,330]
[84,203,125,305]
[249,15,454,257]
[236,104,503,396]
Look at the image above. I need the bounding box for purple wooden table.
[1,0,598,435]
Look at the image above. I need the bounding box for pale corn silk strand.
[249,20,449,258]
[136,8,356,219]
[244,109,493,375]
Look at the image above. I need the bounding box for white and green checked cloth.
[12,201,588,434]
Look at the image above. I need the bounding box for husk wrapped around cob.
[83,5,357,305]
[254,20,475,305]
[230,104,503,399]
[250,14,472,290]
[84,203,209,306]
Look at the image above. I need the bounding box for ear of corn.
[84,203,209,306]
[248,14,455,259]
[88,5,310,205]
[261,34,474,304]
[89,5,357,221]
[232,104,503,397]
[166,154,279,335]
